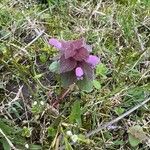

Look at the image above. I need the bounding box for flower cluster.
[49,38,100,88]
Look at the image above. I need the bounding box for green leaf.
[69,101,82,126]
[114,107,125,115]
[64,137,73,150]
[0,119,26,148]
[128,134,140,147]
[22,126,31,137]
[61,72,75,88]
[128,125,148,147]
[33,73,43,79]
[39,53,48,63]
[29,144,42,150]
[47,127,56,137]
[0,138,11,150]
[93,80,101,90]
[96,64,108,77]
[113,140,124,146]
[127,87,145,101]
[13,102,23,109]
[8,107,20,118]
[78,134,90,144]
[0,121,14,135]
[49,61,59,73]
[77,78,93,92]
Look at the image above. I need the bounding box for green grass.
[0,0,150,149]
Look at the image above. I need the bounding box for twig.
[0,128,18,150]
[132,13,145,52]
[6,86,23,107]
[59,84,75,100]
[90,0,102,19]
[24,16,49,44]
[86,96,150,137]
[20,85,29,127]
[9,43,29,55]
[134,26,145,51]
[52,84,75,108]
[24,31,44,49]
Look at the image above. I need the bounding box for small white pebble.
[71,134,78,143]
[33,101,37,105]
[25,143,29,149]
[40,101,44,106]
[22,120,27,124]
[66,130,73,136]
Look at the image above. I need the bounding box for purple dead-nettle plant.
[49,38,100,92]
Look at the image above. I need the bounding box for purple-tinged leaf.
[61,38,85,59]
[71,38,85,50]
[77,77,93,92]
[61,71,76,87]
[73,48,89,61]
[61,41,76,59]
[81,62,94,80]
[60,55,77,73]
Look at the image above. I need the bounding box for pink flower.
[49,38,100,86]
[75,67,84,80]
[49,38,62,49]
[86,55,100,67]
